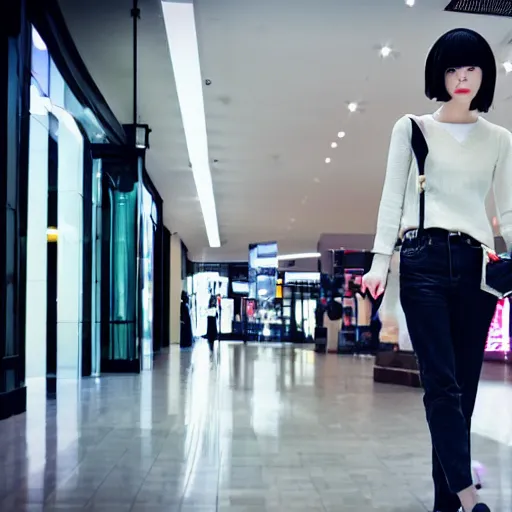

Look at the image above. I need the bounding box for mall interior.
[1,0,512,511]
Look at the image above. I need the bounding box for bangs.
[433,30,489,71]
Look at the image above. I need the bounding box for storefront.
[95,140,165,373]
[1,0,168,421]
[188,263,231,338]
[1,1,32,421]
[187,263,248,341]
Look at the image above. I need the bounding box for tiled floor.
[0,343,511,512]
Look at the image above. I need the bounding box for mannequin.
[363,29,512,512]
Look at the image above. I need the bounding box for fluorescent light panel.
[277,252,321,261]
[161,2,220,247]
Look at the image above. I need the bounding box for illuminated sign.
[485,299,511,354]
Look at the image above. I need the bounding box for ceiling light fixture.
[331,142,338,148]
[405,0,415,6]
[338,131,346,139]
[380,46,392,58]
[162,2,220,247]
[503,61,512,74]
[348,102,358,113]
[277,252,321,261]
[325,157,331,164]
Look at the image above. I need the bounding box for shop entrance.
[281,281,319,343]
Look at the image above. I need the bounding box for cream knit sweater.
[370,114,512,279]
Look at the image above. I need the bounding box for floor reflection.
[0,342,510,511]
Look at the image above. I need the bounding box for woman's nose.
[457,69,468,81]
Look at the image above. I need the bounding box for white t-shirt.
[370,114,512,279]
[434,117,475,143]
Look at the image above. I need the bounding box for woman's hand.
[362,272,386,299]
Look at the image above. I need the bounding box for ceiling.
[57,0,512,261]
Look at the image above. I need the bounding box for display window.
[190,272,229,337]
[141,185,156,358]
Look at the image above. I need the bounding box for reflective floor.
[1,343,511,511]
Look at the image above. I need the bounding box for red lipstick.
[454,88,471,94]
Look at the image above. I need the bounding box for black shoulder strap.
[410,117,428,232]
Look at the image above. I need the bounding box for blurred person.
[180,291,193,348]
[206,296,218,352]
[362,29,512,512]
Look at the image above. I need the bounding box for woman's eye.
[467,66,476,72]
[446,68,456,74]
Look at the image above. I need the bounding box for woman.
[363,29,512,512]
[206,296,218,351]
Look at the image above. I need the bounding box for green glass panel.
[109,187,138,360]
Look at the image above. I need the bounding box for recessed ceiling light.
[348,102,358,113]
[338,131,346,139]
[331,142,338,149]
[503,61,512,74]
[325,157,331,164]
[405,0,415,6]
[380,46,392,58]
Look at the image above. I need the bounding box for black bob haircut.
[425,28,496,113]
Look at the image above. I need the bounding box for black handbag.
[326,300,343,321]
[481,248,512,299]
[409,117,512,299]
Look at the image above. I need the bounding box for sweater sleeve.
[369,116,412,276]
[494,129,512,251]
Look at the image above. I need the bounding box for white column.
[169,233,182,345]
[26,114,49,380]
[54,108,84,379]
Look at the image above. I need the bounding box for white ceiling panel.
[58,0,512,261]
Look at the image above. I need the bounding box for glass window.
[31,27,49,96]
[109,187,138,360]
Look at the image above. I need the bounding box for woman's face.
[444,66,482,106]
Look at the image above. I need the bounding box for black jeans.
[400,229,497,512]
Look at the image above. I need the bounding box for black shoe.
[472,505,490,512]
[433,498,461,512]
